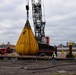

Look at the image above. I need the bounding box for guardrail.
[57,47,76,51]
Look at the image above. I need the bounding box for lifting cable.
[42,0,46,22]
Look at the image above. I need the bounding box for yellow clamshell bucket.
[16,20,38,55]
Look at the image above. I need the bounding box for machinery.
[32,0,46,44]
[16,0,56,56]
[31,0,56,56]
[0,44,13,54]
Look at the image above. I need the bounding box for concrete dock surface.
[0,59,76,75]
[0,52,76,75]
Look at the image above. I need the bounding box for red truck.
[0,44,13,54]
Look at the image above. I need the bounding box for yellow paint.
[16,20,38,55]
[69,41,72,46]
[0,54,2,56]
[66,51,69,55]
[61,50,64,54]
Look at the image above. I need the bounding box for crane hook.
[26,5,29,20]
[26,0,29,20]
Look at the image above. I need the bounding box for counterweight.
[32,0,46,44]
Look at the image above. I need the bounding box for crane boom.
[32,0,46,44]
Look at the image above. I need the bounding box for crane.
[31,0,46,44]
[31,0,57,56]
[16,0,57,56]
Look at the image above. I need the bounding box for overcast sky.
[0,0,76,46]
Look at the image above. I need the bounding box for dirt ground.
[0,58,76,75]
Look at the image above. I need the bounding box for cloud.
[43,0,76,45]
[0,0,76,46]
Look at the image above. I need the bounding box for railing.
[57,47,76,51]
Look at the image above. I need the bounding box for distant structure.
[67,42,76,47]
[66,41,75,58]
